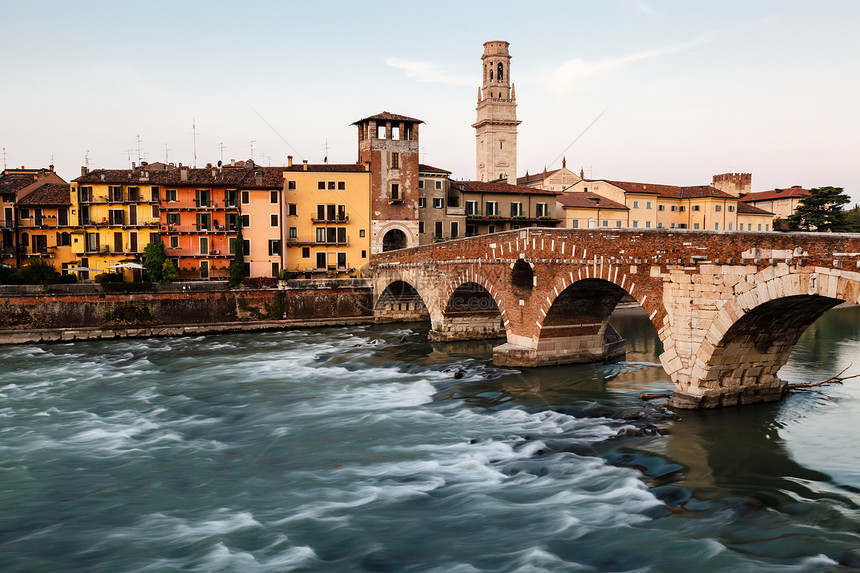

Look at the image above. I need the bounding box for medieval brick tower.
[473,41,521,185]
[354,112,422,253]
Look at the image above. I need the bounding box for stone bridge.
[371,228,860,409]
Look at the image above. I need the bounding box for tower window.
[489,68,493,81]
[497,63,503,82]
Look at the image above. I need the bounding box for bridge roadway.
[371,227,860,409]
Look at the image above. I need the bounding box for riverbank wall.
[0,279,375,344]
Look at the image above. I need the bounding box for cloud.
[548,35,711,97]
[386,57,473,87]
[625,0,655,14]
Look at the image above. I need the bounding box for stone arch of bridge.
[668,270,860,409]
[429,279,505,342]
[373,278,434,325]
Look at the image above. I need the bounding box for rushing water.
[0,307,859,572]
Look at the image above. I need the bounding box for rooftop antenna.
[192,119,198,168]
[2,147,6,171]
[85,150,90,168]
[126,149,135,169]
[136,135,143,163]
[249,140,256,161]
[218,142,226,164]
[164,143,170,164]
[322,138,330,163]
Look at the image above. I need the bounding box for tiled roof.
[0,172,39,194]
[450,180,560,196]
[556,192,628,210]
[75,165,291,188]
[601,180,735,199]
[517,168,561,185]
[18,183,70,206]
[282,164,368,173]
[739,186,810,202]
[352,111,423,125]
[736,202,774,215]
[419,164,451,174]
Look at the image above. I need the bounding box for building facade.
[451,180,561,236]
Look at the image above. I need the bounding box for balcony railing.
[312,216,349,224]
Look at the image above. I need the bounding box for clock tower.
[473,41,521,185]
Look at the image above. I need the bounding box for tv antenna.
[2,147,6,171]
[322,138,330,163]
[249,140,256,161]
[218,142,226,163]
[85,150,90,168]
[191,119,198,168]
[136,135,143,163]
[164,143,170,164]
[126,149,135,168]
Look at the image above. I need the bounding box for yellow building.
[556,191,628,228]
[281,161,371,278]
[71,168,161,280]
[16,182,77,272]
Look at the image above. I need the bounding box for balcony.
[312,216,349,224]
[1,219,12,228]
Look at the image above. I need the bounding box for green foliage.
[95,272,124,283]
[19,258,62,285]
[0,266,23,285]
[228,218,246,288]
[161,259,178,283]
[843,204,860,233]
[785,186,851,232]
[143,241,167,283]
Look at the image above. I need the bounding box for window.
[317,181,325,190]
[109,209,124,225]
[486,201,498,216]
[56,231,71,246]
[109,186,123,202]
[272,262,279,277]
[391,183,400,200]
[199,237,209,255]
[435,181,442,190]
[359,229,365,238]
[418,197,426,208]
[241,214,250,228]
[715,204,722,212]
[129,231,138,253]
[466,200,479,216]
[316,228,325,243]
[151,204,159,218]
[169,236,179,248]
[419,221,425,234]
[289,227,297,238]
[270,191,279,204]
[536,203,548,217]
[646,201,652,209]
[694,223,700,229]
[616,220,622,227]
[316,252,326,269]
[196,189,210,207]
[633,221,639,228]
[58,208,69,226]
[241,191,250,204]
[657,222,663,228]
[19,208,30,219]
[337,252,347,270]
[451,221,459,238]
[658,204,665,211]
[765,224,769,231]
[150,186,160,202]
[692,205,700,212]
[268,239,281,256]
[327,181,335,190]
[433,197,444,209]
[633,200,639,208]
[243,240,250,257]
[196,213,211,230]
[434,221,443,239]
[226,213,238,230]
[510,202,523,217]
[728,223,733,230]
[166,189,177,202]
[288,180,296,190]
[166,213,180,225]
[679,206,686,212]
[302,247,310,258]
[337,227,346,244]
[270,214,278,227]
[602,220,609,227]
[337,181,345,190]
[128,187,140,202]
[391,152,399,169]
[671,205,678,212]
[79,186,92,202]
[646,221,651,228]
[200,261,209,279]
[288,203,297,216]
[79,206,90,225]
[715,222,720,230]
[419,180,424,189]
[571,219,579,229]
[728,205,735,212]
[362,250,367,258]
[33,235,47,253]
[488,224,496,233]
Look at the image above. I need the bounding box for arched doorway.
[382,229,407,252]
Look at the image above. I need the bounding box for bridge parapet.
[372,228,860,408]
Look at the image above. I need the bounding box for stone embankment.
[0,279,375,344]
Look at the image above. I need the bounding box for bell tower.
[473,40,521,184]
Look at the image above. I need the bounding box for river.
[0,307,858,572]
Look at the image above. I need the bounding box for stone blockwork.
[371,227,860,408]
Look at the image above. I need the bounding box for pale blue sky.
[2,0,859,200]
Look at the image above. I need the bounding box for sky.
[2,0,859,201]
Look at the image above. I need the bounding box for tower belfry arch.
[473,41,521,185]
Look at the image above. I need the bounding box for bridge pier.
[427,311,505,342]
[493,324,626,367]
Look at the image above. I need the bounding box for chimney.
[81,166,88,176]
[302,160,308,171]
[287,155,293,167]
[180,165,189,182]
[49,164,54,172]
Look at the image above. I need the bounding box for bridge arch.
[373,279,431,325]
[429,280,505,342]
[669,269,860,408]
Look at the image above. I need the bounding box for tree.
[786,186,851,232]
[228,217,246,288]
[143,241,167,283]
[161,259,178,283]
[19,258,62,285]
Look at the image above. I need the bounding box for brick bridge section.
[371,228,860,409]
